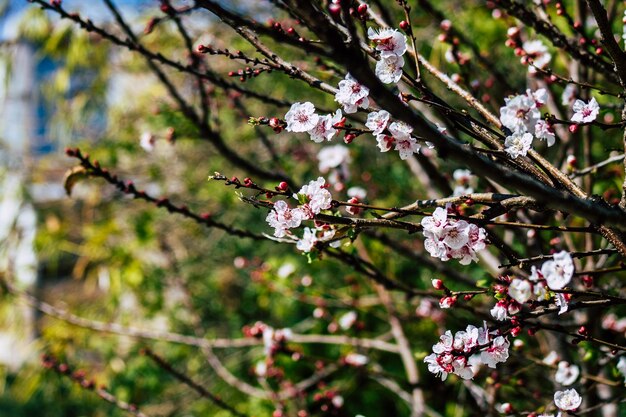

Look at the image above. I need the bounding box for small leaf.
[63,166,89,196]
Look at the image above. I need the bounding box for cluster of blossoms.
[266,177,332,238]
[500,87,600,158]
[285,102,344,143]
[367,27,407,85]
[296,225,338,253]
[500,88,553,158]
[421,206,487,265]
[491,251,575,321]
[424,323,510,380]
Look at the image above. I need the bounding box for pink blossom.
[571,97,599,123]
[480,336,510,368]
[266,200,304,237]
[308,109,343,143]
[367,27,407,58]
[535,120,556,147]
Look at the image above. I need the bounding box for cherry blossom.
[388,120,413,139]
[554,389,582,411]
[555,361,580,386]
[317,145,350,173]
[285,102,319,132]
[295,177,333,218]
[345,353,369,367]
[535,120,556,147]
[541,251,574,289]
[425,324,509,380]
[140,131,155,152]
[376,133,394,152]
[394,136,421,160]
[480,335,510,368]
[500,93,540,134]
[367,27,407,58]
[308,109,343,143]
[375,55,404,84]
[365,110,390,135]
[504,132,533,158]
[335,74,370,114]
[522,39,552,74]
[347,186,367,200]
[266,200,304,237]
[452,169,474,197]
[554,293,569,315]
[562,84,577,106]
[296,227,318,252]
[490,301,509,321]
[571,97,599,124]
[422,207,487,264]
[508,278,532,304]
[338,310,357,330]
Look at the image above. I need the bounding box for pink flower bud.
[431,278,444,290]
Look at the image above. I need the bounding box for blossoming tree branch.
[20,0,626,416]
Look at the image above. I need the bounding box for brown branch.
[142,348,247,417]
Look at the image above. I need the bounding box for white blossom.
[452,169,474,197]
[365,110,390,135]
[505,132,534,158]
[523,40,552,74]
[508,278,532,304]
[296,227,317,252]
[554,389,582,411]
[317,145,350,173]
[542,251,574,290]
[285,102,319,132]
[335,74,370,114]
[140,132,155,152]
[555,361,580,386]
[562,84,577,106]
[375,55,404,84]
[345,353,369,366]
[500,93,540,134]
[347,186,367,200]
[571,97,599,123]
[338,311,358,330]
